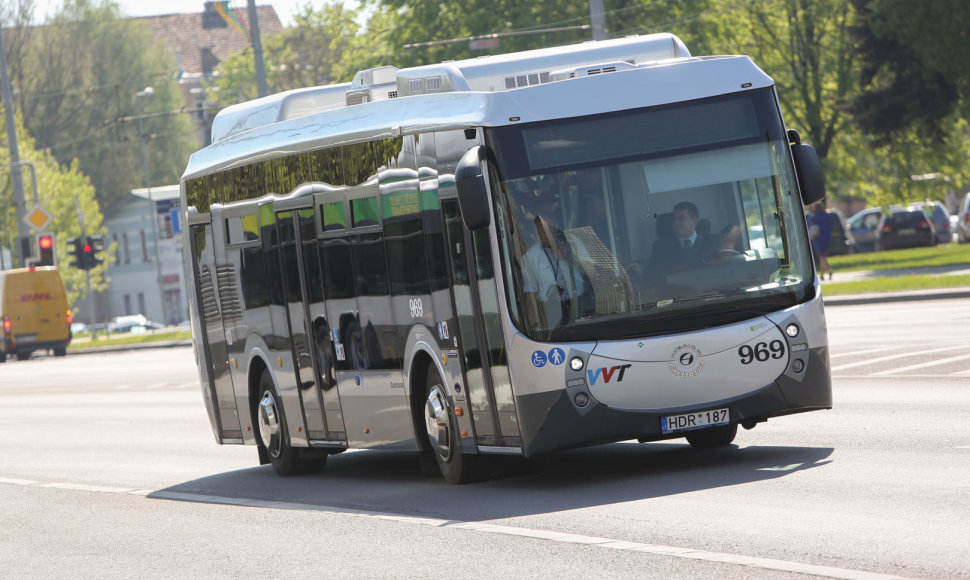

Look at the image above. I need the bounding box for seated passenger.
[521,186,589,328]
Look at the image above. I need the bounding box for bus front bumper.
[514,346,831,457]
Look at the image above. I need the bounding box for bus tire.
[256,368,326,476]
[686,423,738,449]
[425,365,477,484]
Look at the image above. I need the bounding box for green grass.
[829,242,970,272]
[69,329,192,350]
[822,274,970,296]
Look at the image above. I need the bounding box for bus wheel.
[686,424,738,449]
[256,369,326,476]
[425,366,476,484]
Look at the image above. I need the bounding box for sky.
[33,0,341,27]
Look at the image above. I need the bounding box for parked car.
[108,314,163,333]
[846,208,883,252]
[908,201,951,245]
[958,191,970,244]
[878,208,936,250]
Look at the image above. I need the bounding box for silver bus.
[181,33,830,483]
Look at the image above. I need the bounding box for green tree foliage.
[850,0,969,143]
[0,109,107,308]
[3,0,196,208]
[209,2,362,108]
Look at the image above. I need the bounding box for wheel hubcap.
[425,385,451,461]
[258,391,280,452]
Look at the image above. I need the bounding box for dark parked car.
[908,201,951,245]
[878,209,936,250]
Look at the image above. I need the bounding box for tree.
[849,0,969,143]
[209,2,362,108]
[1,108,107,309]
[3,0,196,208]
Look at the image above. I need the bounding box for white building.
[95,185,187,326]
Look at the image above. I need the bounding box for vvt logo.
[587,364,632,385]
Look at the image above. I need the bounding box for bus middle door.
[273,204,345,445]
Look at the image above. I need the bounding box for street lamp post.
[135,87,165,326]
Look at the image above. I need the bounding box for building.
[90,185,186,327]
[138,2,284,145]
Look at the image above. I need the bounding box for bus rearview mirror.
[455,146,491,231]
[791,143,826,206]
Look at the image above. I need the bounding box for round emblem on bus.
[669,344,704,378]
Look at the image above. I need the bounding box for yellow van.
[0,266,72,361]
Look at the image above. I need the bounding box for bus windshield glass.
[487,89,814,341]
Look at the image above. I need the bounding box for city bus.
[181,33,831,483]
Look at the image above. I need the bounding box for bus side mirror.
[455,145,491,231]
[791,141,826,206]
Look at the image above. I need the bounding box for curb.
[67,339,193,356]
[823,286,970,306]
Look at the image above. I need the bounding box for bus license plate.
[661,408,729,434]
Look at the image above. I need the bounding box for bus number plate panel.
[661,408,729,434]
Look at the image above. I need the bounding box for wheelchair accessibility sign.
[532,347,566,367]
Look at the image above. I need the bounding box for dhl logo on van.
[19,292,53,302]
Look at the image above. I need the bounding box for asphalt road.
[1,298,968,579]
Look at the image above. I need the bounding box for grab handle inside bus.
[455,145,491,230]
[788,129,826,206]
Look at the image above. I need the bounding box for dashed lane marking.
[831,345,965,372]
[0,475,911,580]
[872,353,970,376]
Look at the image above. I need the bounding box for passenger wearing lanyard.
[521,186,586,329]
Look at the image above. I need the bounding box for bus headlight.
[569,357,585,371]
[786,324,800,337]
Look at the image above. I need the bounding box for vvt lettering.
[587,364,632,385]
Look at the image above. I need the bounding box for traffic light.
[36,234,55,266]
[87,235,105,268]
[67,238,82,268]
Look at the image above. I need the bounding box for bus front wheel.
[256,368,326,476]
[425,366,477,484]
[686,423,738,449]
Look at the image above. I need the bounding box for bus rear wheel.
[256,368,326,476]
[425,366,477,484]
[686,424,738,449]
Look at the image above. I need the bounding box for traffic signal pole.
[74,194,97,339]
[0,25,30,267]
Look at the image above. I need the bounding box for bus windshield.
[487,90,815,341]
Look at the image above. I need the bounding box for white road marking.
[829,346,897,359]
[873,353,970,376]
[0,475,912,580]
[831,345,965,372]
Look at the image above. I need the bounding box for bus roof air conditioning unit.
[346,65,399,106]
[549,60,639,82]
[210,83,350,142]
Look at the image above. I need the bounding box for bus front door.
[442,199,522,451]
[274,206,346,444]
[188,223,243,441]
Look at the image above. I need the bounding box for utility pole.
[247,0,268,97]
[0,25,30,267]
[589,0,607,41]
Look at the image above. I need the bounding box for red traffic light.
[39,235,54,250]
[83,243,92,253]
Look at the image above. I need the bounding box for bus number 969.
[738,340,785,364]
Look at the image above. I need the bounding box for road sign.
[24,204,53,232]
